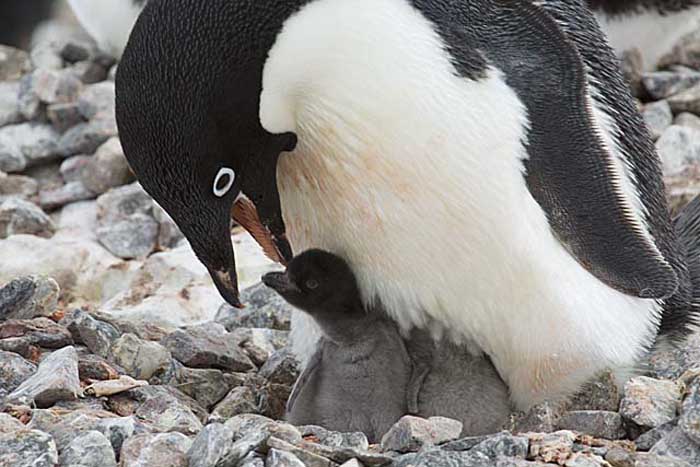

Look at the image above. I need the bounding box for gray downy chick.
[262,249,411,443]
[406,329,513,436]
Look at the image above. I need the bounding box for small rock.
[620,376,682,429]
[660,29,700,70]
[209,386,259,423]
[59,430,117,467]
[557,411,626,440]
[642,71,700,100]
[679,379,700,444]
[60,40,93,63]
[394,449,491,467]
[507,401,565,433]
[17,74,40,121]
[61,309,120,357]
[0,429,58,467]
[299,426,369,451]
[77,353,121,381]
[528,431,576,465]
[0,45,31,81]
[656,126,700,175]
[620,48,644,97]
[266,436,334,467]
[635,420,678,451]
[128,384,207,432]
[604,446,634,467]
[258,349,299,419]
[0,412,25,434]
[59,155,91,183]
[119,432,192,467]
[217,282,293,331]
[643,101,673,140]
[6,346,80,407]
[77,82,115,120]
[468,432,529,459]
[634,452,691,467]
[675,113,700,132]
[187,423,234,467]
[0,123,60,171]
[0,81,21,127]
[567,371,621,412]
[0,317,73,349]
[152,205,184,249]
[650,427,700,466]
[47,102,84,133]
[427,417,463,445]
[669,82,700,114]
[39,181,96,210]
[564,452,608,467]
[0,275,59,320]
[0,171,38,200]
[58,118,117,157]
[110,333,171,380]
[232,327,289,366]
[163,363,236,409]
[30,68,83,105]
[224,413,277,440]
[81,137,133,195]
[0,198,55,238]
[97,212,159,259]
[70,61,109,84]
[0,349,36,397]
[267,448,307,467]
[161,323,255,372]
[381,415,436,453]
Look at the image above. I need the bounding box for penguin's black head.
[116,0,302,307]
[262,250,363,317]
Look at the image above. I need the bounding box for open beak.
[210,267,243,308]
[262,271,299,294]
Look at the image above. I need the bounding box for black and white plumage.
[587,0,700,68]
[116,0,700,409]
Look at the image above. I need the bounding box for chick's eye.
[306,279,319,290]
[213,167,236,197]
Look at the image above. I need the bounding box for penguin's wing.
[286,345,322,415]
[475,0,678,299]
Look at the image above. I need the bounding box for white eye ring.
[213,167,236,197]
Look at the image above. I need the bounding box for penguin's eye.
[213,167,236,197]
[306,279,319,290]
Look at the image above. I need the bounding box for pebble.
[258,349,299,419]
[656,125,700,175]
[216,431,270,466]
[61,308,120,357]
[232,327,289,366]
[166,364,237,410]
[556,411,626,440]
[58,118,117,157]
[635,419,678,451]
[129,384,208,425]
[0,123,60,172]
[380,415,440,453]
[77,81,115,120]
[217,282,293,331]
[267,448,307,467]
[0,81,21,127]
[59,154,91,182]
[567,371,621,413]
[47,102,84,132]
[152,205,184,249]
[120,432,193,467]
[0,429,58,467]
[679,379,700,444]
[394,448,492,467]
[604,445,634,467]
[643,100,673,140]
[675,112,700,132]
[0,45,32,81]
[209,385,260,423]
[0,317,73,350]
[0,349,36,397]
[0,197,55,238]
[468,432,529,459]
[668,83,700,115]
[528,431,576,465]
[619,376,682,429]
[109,333,171,380]
[507,401,565,434]
[642,71,700,99]
[97,212,159,259]
[5,346,80,407]
[0,275,59,320]
[300,425,369,451]
[0,171,39,200]
[30,68,83,105]
[187,422,235,467]
[39,180,95,210]
[650,427,700,466]
[59,430,117,467]
[161,323,255,372]
[0,412,25,434]
[81,137,133,195]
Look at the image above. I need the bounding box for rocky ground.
[3,14,700,467]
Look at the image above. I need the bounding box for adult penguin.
[588,0,700,69]
[115,0,700,409]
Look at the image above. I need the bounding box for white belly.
[595,9,700,70]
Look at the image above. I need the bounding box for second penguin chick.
[262,249,411,443]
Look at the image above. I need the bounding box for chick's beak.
[262,271,299,294]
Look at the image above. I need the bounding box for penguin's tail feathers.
[670,195,700,335]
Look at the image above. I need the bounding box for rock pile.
[2,10,700,467]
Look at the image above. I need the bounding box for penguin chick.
[406,330,513,436]
[262,249,411,443]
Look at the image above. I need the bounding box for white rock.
[656,125,700,175]
[643,101,673,140]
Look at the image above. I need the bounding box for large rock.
[110,333,171,380]
[0,275,59,320]
[650,427,700,466]
[620,377,682,429]
[0,349,36,397]
[5,346,80,407]
[209,386,259,424]
[0,429,58,467]
[187,423,235,467]
[81,137,133,195]
[0,198,55,238]
[59,430,117,467]
[120,432,192,467]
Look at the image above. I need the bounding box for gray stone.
[0,412,25,434]
[266,436,334,467]
[394,448,491,467]
[0,317,73,349]
[0,429,58,467]
[676,112,700,132]
[97,212,159,259]
[656,125,700,175]
[30,68,83,105]
[563,453,608,467]
[70,61,109,84]
[224,414,277,440]
[527,431,576,465]
[59,155,91,183]
[0,139,26,173]
[556,411,626,440]
[0,349,36,397]
[567,370,621,412]
[5,346,80,407]
[257,349,299,419]
[507,401,565,434]
[468,432,529,459]
[0,275,59,320]
[134,392,204,435]
[604,446,634,467]
[17,74,40,121]
[642,71,700,100]
[60,40,94,63]
[110,333,171,380]
[0,81,21,127]
[161,323,255,372]
[153,205,184,249]
[29,43,63,71]
[0,45,31,81]
[267,449,307,467]
[635,420,678,451]
[217,282,293,331]
[39,181,95,210]
[668,82,700,114]
[187,423,234,467]
[634,452,692,467]
[679,379,700,444]
[209,386,259,424]
[214,431,269,466]
[381,416,435,453]
[0,123,61,171]
[59,430,117,467]
[299,425,369,451]
[650,427,700,466]
[82,137,133,195]
[77,82,115,120]
[0,198,55,238]
[661,30,700,74]
[620,48,644,97]
[495,460,552,467]
[0,172,38,200]
[60,309,120,357]
[620,376,682,429]
[129,384,208,425]
[164,364,235,410]
[47,102,84,132]
[120,432,192,467]
[58,118,117,157]
[427,417,463,445]
[96,182,153,222]
[77,352,121,381]
[643,101,673,140]
[231,327,289,366]
[243,454,266,467]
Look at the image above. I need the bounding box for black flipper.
[455,0,678,298]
